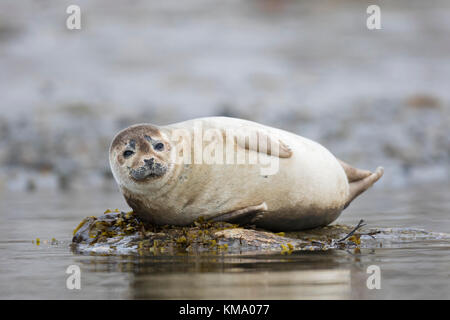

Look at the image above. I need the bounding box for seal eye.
[154,142,164,151]
[123,150,134,158]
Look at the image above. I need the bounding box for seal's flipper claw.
[210,202,268,224]
[344,167,384,209]
[277,139,293,158]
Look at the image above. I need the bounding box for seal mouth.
[130,158,167,181]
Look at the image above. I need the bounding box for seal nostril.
[144,158,154,165]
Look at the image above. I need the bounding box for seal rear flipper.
[210,202,268,224]
[338,159,372,182]
[344,167,384,209]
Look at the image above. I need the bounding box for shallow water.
[0,184,449,299]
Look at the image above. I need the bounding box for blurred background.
[0,0,449,192]
[1,0,450,301]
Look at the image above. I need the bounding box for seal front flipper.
[210,202,268,224]
[234,128,293,158]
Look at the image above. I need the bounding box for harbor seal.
[109,117,383,231]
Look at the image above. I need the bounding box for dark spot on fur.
[139,139,150,153]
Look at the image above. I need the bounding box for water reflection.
[73,251,355,299]
[0,185,449,299]
[131,269,352,299]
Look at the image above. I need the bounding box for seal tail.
[341,163,384,209]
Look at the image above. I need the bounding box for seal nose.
[144,158,154,166]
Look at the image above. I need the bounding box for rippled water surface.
[0,185,449,299]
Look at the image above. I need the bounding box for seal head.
[109,124,172,193]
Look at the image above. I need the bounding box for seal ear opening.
[344,167,384,209]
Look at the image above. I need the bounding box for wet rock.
[71,211,450,256]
